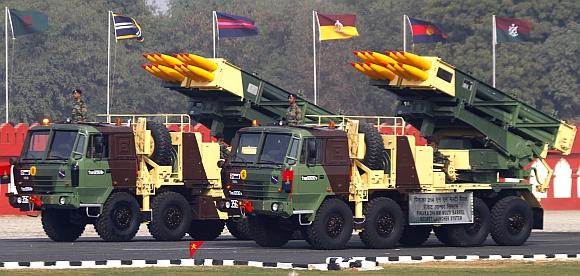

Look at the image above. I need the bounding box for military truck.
[218,52,576,250]
[6,115,234,242]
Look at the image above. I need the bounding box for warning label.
[408,192,473,225]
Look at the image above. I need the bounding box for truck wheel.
[248,215,293,247]
[42,210,86,242]
[146,121,173,166]
[188,219,225,241]
[300,226,313,246]
[148,191,192,241]
[359,197,404,249]
[433,226,451,245]
[95,192,141,242]
[399,225,431,246]
[305,198,353,250]
[359,123,385,170]
[446,197,490,247]
[490,196,533,246]
[226,218,252,240]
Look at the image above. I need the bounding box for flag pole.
[492,14,496,88]
[4,7,8,123]
[312,11,317,105]
[403,14,407,52]
[106,11,111,122]
[212,11,216,58]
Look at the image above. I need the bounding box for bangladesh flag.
[9,9,48,37]
[495,16,532,43]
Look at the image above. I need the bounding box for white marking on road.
[122,247,238,251]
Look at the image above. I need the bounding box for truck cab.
[220,125,350,218]
[8,123,136,212]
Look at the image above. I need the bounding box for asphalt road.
[1,232,579,264]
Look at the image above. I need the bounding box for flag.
[189,241,204,257]
[215,12,258,38]
[316,13,359,41]
[112,12,143,42]
[495,17,532,43]
[407,17,448,43]
[8,9,48,37]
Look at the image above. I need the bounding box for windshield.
[47,131,78,160]
[22,130,79,160]
[232,133,261,163]
[22,131,50,159]
[258,134,291,164]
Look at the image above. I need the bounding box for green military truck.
[218,52,576,250]
[7,115,232,242]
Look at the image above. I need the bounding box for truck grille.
[238,182,287,200]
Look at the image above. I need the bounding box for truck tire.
[399,225,431,246]
[146,121,173,166]
[226,218,252,240]
[148,191,192,241]
[490,196,533,246]
[248,215,293,247]
[42,209,86,242]
[95,192,141,242]
[305,198,353,250]
[359,123,384,170]
[188,219,225,241]
[300,226,313,246]
[433,226,451,245]
[359,197,404,249]
[446,197,490,247]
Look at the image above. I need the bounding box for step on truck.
[218,52,576,249]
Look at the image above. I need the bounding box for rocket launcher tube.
[393,63,416,80]
[358,63,384,80]
[157,64,185,82]
[175,65,204,82]
[184,64,215,82]
[350,62,379,80]
[353,51,372,62]
[402,52,432,70]
[401,63,428,81]
[158,54,184,66]
[181,53,218,72]
[143,54,160,64]
[363,51,380,64]
[144,65,177,82]
[151,65,182,82]
[370,52,397,65]
[368,63,396,81]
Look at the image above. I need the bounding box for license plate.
[225,199,239,209]
[19,196,29,204]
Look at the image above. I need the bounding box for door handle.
[106,169,111,173]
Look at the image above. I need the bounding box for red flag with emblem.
[189,241,204,257]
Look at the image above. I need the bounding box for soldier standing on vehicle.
[217,136,230,159]
[285,93,302,126]
[71,89,87,123]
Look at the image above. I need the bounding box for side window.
[300,138,324,164]
[87,135,109,159]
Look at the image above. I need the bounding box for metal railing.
[96,114,192,129]
[304,115,407,135]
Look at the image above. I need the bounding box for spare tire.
[146,121,173,166]
[359,123,384,170]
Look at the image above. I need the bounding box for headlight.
[59,197,67,205]
[271,202,279,212]
[225,201,231,208]
[16,197,22,204]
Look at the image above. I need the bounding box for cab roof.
[238,125,346,138]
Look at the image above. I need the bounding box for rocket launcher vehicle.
[352,50,576,184]
[142,52,333,141]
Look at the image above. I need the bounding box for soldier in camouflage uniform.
[217,136,230,159]
[285,93,302,126]
[71,89,87,123]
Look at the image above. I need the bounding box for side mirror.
[94,136,105,157]
[307,139,317,165]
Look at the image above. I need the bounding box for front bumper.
[217,198,293,218]
[7,192,80,211]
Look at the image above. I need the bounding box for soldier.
[285,93,302,126]
[217,136,230,159]
[71,89,87,123]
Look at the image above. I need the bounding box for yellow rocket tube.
[402,52,432,70]
[368,63,396,81]
[183,64,214,82]
[401,63,429,81]
[180,53,218,72]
